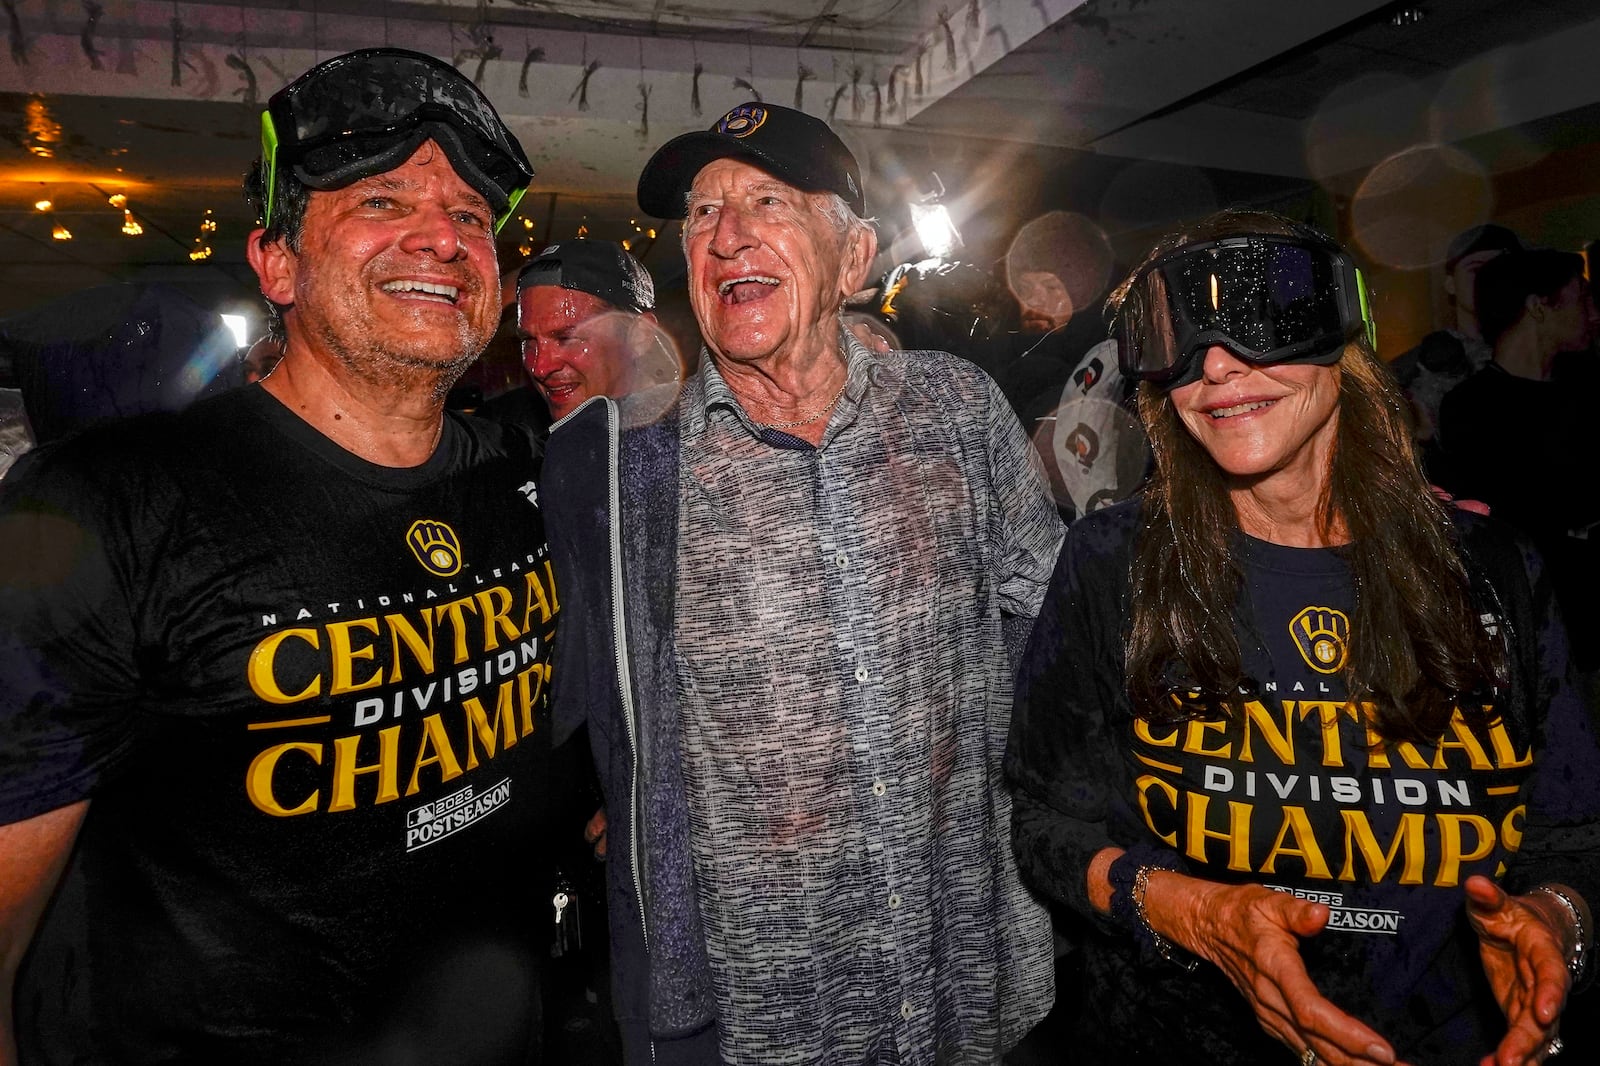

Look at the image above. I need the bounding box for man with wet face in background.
[544,101,1062,1065]
[0,48,555,1066]
[516,239,677,423]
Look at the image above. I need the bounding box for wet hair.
[243,157,312,343]
[1473,249,1587,347]
[1115,208,1504,744]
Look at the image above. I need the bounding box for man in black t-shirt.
[0,50,554,1066]
[1441,249,1600,671]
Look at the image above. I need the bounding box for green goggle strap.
[260,110,280,231]
[1354,266,1378,350]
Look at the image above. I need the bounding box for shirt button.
[872,780,886,797]
[900,1000,914,1021]
[834,550,848,568]
[888,892,901,909]
[854,664,869,684]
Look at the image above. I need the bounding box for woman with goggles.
[1007,210,1600,1065]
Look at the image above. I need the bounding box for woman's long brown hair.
[1119,210,1504,744]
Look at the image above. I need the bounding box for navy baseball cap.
[637,101,864,220]
[1444,224,1523,272]
[516,240,655,314]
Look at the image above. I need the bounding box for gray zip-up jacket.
[545,391,722,1065]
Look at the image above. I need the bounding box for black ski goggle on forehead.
[1113,235,1377,389]
[260,48,533,234]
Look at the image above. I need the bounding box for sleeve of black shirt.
[1006,507,1148,928]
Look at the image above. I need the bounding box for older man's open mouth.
[717,275,780,305]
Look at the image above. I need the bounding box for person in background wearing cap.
[1387,223,1524,456]
[516,239,677,422]
[0,49,554,1066]
[543,102,1062,1065]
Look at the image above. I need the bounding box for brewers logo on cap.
[407,519,464,577]
[718,104,768,138]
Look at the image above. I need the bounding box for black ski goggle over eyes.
[1113,235,1377,389]
[260,48,533,234]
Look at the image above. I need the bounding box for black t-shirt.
[1440,364,1599,667]
[1008,500,1600,1063]
[0,386,558,1065]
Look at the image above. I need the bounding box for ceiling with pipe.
[1,0,1597,330]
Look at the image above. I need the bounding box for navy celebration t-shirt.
[0,386,557,1065]
[1007,500,1600,1064]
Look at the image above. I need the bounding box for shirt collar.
[685,325,894,443]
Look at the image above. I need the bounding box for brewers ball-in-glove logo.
[407,519,464,577]
[718,104,768,137]
[1290,605,1350,674]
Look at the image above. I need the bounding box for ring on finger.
[1547,1036,1564,1058]
[1300,1047,1317,1066]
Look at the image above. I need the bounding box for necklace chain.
[752,376,849,430]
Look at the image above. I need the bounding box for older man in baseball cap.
[0,49,553,1066]
[545,101,1061,1064]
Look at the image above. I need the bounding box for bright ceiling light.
[220,314,248,348]
[910,202,961,261]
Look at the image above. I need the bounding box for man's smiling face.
[273,140,501,385]
[682,157,869,368]
[516,286,634,420]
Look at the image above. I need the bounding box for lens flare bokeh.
[1350,143,1492,270]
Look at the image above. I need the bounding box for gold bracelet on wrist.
[1132,865,1199,973]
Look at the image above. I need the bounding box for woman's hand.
[1464,876,1574,1066]
[1150,872,1400,1066]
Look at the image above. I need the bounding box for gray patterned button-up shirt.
[675,332,1063,1065]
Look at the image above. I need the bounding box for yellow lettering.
[1134,718,1179,748]
[1501,804,1525,854]
[407,713,465,795]
[517,661,548,738]
[462,680,520,770]
[327,617,383,695]
[436,595,481,665]
[1339,811,1426,885]
[1367,729,1433,771]
[1184,793,1252,871]
[245,741,322,816]
[1486,721,1534,769]
[386,608,437,682]
[1134,774,1179,846]
[329,726,402,812]
[1296,701,1354,767]
[1436,712,1494,771]
[1240,700,1295,766]
[1261,805,1330,878]
[246,628,322,704]
[1182,718,1231,759]
[521,562,560,630]
[475,586,522,650]
[1435,813,1496,887]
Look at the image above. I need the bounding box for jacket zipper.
[604,400,655,1060]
